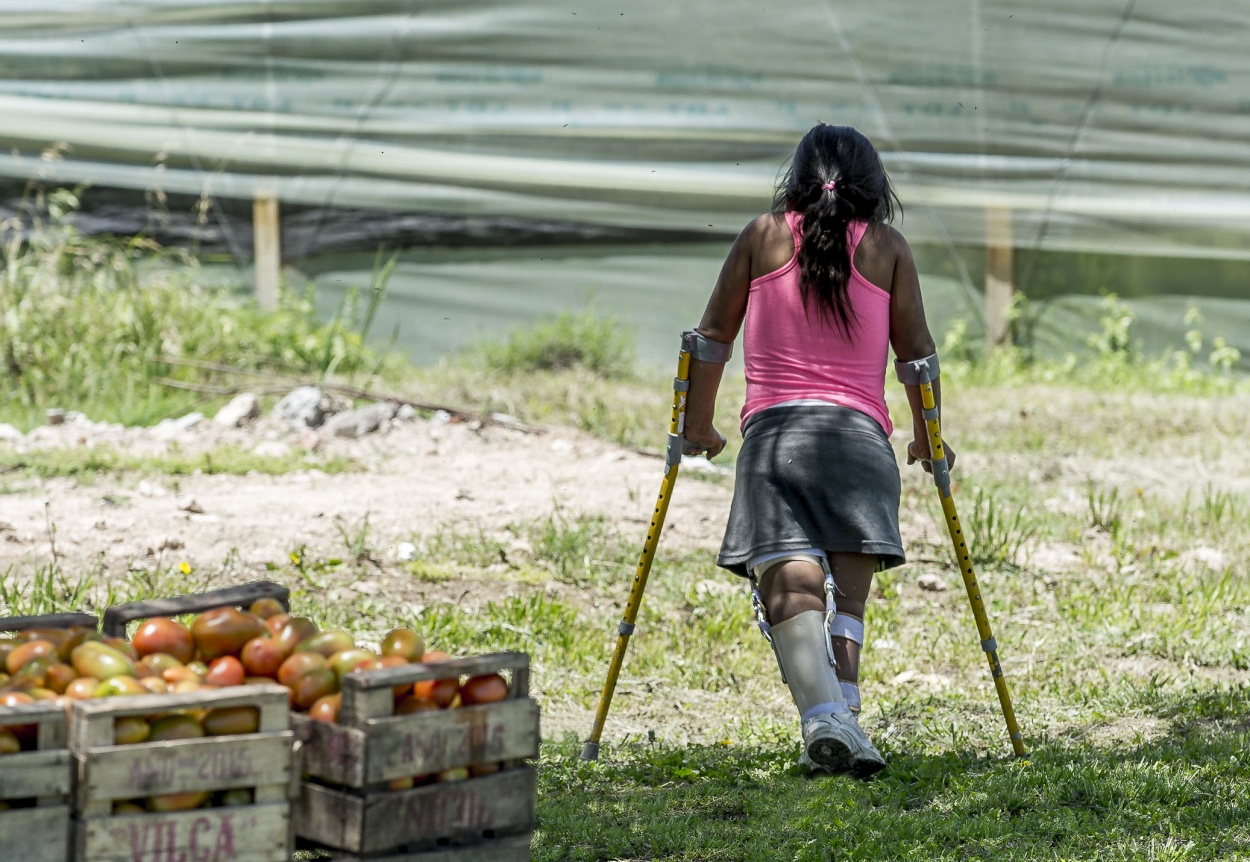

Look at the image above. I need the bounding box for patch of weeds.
[415,525,509,570]
[334,513,381,570]
[479,592,599,659]
[0,193,406,430]
[1192,483,1241,529]
[964,487,1042,569]
[0,548,242,631]
[100,559,225,620]
[537,715,1250,861]
[273,544,345,591]
[0,561,94,617]
[1086,481,1122,533]
[468,308,636,377]
[524,511,633,587]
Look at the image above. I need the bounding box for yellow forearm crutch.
[898,355,1027,759]
[581,339,694,761]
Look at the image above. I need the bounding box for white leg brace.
[748,551,841,678]
[768,611,849,720]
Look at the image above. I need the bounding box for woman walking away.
[679,124,955,778]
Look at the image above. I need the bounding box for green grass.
[465,307,637,377]
[535,706,1250,861]
[0,443,357,483]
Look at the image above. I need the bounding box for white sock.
[840,681,861,714]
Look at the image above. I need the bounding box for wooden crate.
[304,833,533,862]
[0,702,72,862]
[70,684,296,862]
[292,652,539,860]
[0,611,99,635]
[101,580,290,638]
[0,609,99,862]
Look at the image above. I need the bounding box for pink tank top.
[740,211,893,435]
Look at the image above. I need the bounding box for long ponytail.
[773,125,899,335]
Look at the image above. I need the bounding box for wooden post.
[253,193,280,311]
[985,206,1014,351]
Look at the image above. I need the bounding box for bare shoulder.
[854,222,910,292]
[741,212,794,279]
[738,212,787,243]
[863,222,911,260]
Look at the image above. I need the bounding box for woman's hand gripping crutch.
[581,331,731,761]
[896,354,1028,759]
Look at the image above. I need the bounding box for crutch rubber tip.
[580,741,601,761]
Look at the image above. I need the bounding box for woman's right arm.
[886,229,956,473]
[681,216,764,459]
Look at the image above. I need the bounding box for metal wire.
[298,1,417,257]
[1017,0,1140,298]
[818,0,986,326]
[125,16,249,267]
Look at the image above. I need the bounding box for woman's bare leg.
[826,552,876,714]
[757,559,825,623]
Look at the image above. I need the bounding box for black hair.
[772,124,900,334]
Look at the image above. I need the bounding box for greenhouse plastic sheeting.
[2,0,1250,260]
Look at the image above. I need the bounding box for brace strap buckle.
[823,568,838,668]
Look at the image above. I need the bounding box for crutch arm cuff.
[682,329,732,363]
[894,352,940,385]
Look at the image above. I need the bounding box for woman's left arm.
[682,217,759,459]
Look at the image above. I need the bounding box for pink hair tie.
[821,180,837,192]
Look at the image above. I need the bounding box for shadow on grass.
[535,687,1250,862]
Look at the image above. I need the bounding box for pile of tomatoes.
[0,598,510,751]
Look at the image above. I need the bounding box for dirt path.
[0,411,733,583]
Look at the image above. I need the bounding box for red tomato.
[394,695,441,715]
[411,650,457,707]
[460,673,509,706]
[204,656,245,687]
[131,618,195,664]
[240,637,286,679]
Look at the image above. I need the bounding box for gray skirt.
[716,403,905,577]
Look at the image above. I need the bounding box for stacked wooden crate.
[70,684,295,862]
[75,581,297,862]
[292,652,540,862]
[1,582,542,861]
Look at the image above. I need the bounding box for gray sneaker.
[800,712,886,778]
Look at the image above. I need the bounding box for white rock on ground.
[153,412,204,437]
[0,423,22,441]
[213,393,262,428]
[273,386,328,430]
[322,402,399,439]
